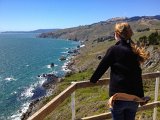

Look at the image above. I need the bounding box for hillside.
[39,15,160,42]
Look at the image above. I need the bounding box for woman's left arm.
[90,46,114,83]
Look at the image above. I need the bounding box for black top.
[90,40,144,98]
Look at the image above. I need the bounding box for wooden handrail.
[75,78,110,89]
[142,72,160,79]
[27,72,160,120]
[81,101,160,120]
[74,71,160,88]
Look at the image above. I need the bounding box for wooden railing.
[81,101,160,120]
[27,71,160,120]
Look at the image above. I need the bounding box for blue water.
[0,33,80,120]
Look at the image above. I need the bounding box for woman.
[90,22,150,120]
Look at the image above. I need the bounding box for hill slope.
[39,15,160,42]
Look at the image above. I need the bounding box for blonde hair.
[115,22,150,63]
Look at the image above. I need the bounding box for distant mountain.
[2,29,60,33]
[39,15,160,41]
[31,29,60,33]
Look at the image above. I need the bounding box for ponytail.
[131,42,150,63]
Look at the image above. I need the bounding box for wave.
[11,91,17,95]
[20,76,47,99]
[14,77,45,119]
[25,64,30,67]
[62,61,71,72]
[51,70,58,75]
[80,44,85,48]
[37,76,46,85]
[4,76,16,81]
[10,102,30,120]
[13,76,47,120]
[63,47,69,50]
[20,86,34,98]
[46,64,58,69]
[61,51,68,54]
[47,65,52,69]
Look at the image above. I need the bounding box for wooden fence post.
[153,71,159,120]
[71,92,75,120]
[71,82,76,120]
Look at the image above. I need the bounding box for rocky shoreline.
[20,78,59,120]
[20,43,83,120]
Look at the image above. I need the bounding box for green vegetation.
[64,69,94,82]
[138,31,160,45]
[136,27,150,32]
[148,31,160,45]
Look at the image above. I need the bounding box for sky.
[0,0,160,32]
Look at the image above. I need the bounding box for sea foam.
[46,64,58,69]
[20,86,34,98]
[10,102,30,120]
[4,76,16,81]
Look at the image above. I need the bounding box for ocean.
[0,33,80,120]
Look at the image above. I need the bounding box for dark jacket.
[90,40,144,98]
